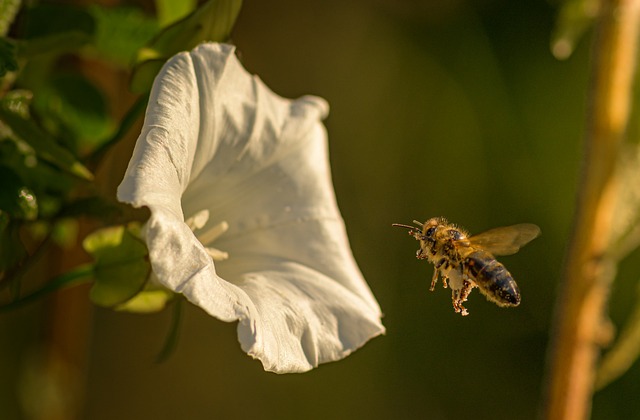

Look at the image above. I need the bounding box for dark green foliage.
[0,38,17,77]
[130,0,243,92]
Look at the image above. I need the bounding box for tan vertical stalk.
[544,0,640,419]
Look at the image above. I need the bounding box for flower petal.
[118,43,384,373]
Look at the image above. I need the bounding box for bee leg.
[452,296,469,316]
[430,268,439,291]
[443,262,452,289]
[416,248,427,260]
[451,290,469,316]
[432,259,449,290]
[459,279,474,304]
[451,288,470,316]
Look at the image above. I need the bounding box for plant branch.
[543,1,640,419]
[0,263,94,312]
[0,230,53,292]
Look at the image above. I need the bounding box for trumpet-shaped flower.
[117,43,384,373]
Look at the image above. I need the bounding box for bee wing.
[468,224,541,256]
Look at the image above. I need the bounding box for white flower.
[117,43,384,373]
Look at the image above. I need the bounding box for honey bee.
[393,217,540,316]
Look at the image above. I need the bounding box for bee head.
[393,217,452,245]
[422,217,450,240]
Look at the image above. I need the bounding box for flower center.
[185,210,229,261]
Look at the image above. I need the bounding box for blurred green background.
[3,0,640,419]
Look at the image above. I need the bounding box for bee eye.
[450,230,464,240]
[425,227,436,237]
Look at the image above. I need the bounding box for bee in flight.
[393,217,540,316]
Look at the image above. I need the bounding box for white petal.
[230,263,384,373]
[142,207,247,323]
[118,43,384,373]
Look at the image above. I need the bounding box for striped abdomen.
[464,251,521,307]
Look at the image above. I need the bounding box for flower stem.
[0,229,54,294]
[543,1,640,419]
[155,297,184,363]
[0,263,94,312]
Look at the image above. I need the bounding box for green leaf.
[87,5,159,68]
[33,73,114,151]
[16,4,94,59]
[83,224,151,307]
[0,0,21,36]
[0,37,18,77]
[1,89,33,117]
[0,165,37,220]
[22,4,95,39]
[115,288,173,313]
[130,0,243,93]
[0,137,75,219]
[155,0,197,27]
[16,31,92,59]
[129,59,165,95]
[0,106,93,180]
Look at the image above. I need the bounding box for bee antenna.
[412,220,423,227]
[392,223,420,231]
